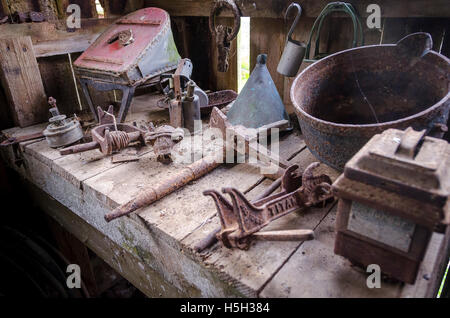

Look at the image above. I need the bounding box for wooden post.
[39,0,59,21]
[0,36,48,127]
[250,18,285,100]
[0,0,9,16]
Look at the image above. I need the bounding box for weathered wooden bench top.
[1,95,447,298]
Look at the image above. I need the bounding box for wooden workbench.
[1,95,448,298]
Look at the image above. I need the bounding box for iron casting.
[43,97,84,148]
[291,32,450,170]
[204,163,333,250]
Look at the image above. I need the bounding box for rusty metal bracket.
[0,132,44,147]
[204,163,334,249]
[210,106,290,179]
[209,0,241,72]
[107,29,135,47]
[60,106,146,156]
[145,123,184,164]
[0,132,45,168]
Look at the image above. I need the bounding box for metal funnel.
[227,54,290,129]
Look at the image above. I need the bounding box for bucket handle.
[304,2,364,63]
[284,3,303,45]
[395,32,433,59]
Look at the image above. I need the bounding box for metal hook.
[285,3,302,43]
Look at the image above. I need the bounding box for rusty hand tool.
[209,0,241,72]
[60,106,146,156]
[194,175,284,252]
[210,106,291,179]
[203,163,333,250]
[104,153,223,222]
[145,123,184,164]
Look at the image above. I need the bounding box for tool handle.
[60,141,99,155]
[252,229,314,241]
[195,176,283,253]
[194,228,221,253]
[395,32,433,59]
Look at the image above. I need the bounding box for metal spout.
[226,54,290,129]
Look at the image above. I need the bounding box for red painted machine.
[74,7,181,122]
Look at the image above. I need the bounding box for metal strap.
[304,2,364,63]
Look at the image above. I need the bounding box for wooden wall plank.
[0,0,8,16]
[0,19,113,57]
[39,0,59,21]
[0,36,48,127]
[99,0,126,18]
[171,16,214,91]
[34,33,100,57]
[38,53,84,115]
[250,18,285,99]
[6,0,37,13]
[0,75,13,130]
[145,0,450,18]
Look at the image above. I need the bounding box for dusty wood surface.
[0,36,48,127]
[0,96,447,297]
[0,19,113,57]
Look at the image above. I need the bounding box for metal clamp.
[60,106,146,156]
[204,163,334,249]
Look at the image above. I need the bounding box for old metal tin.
[277,3,306,77]
[44,119,83,148]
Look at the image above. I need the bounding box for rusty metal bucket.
[291,32,450,170]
